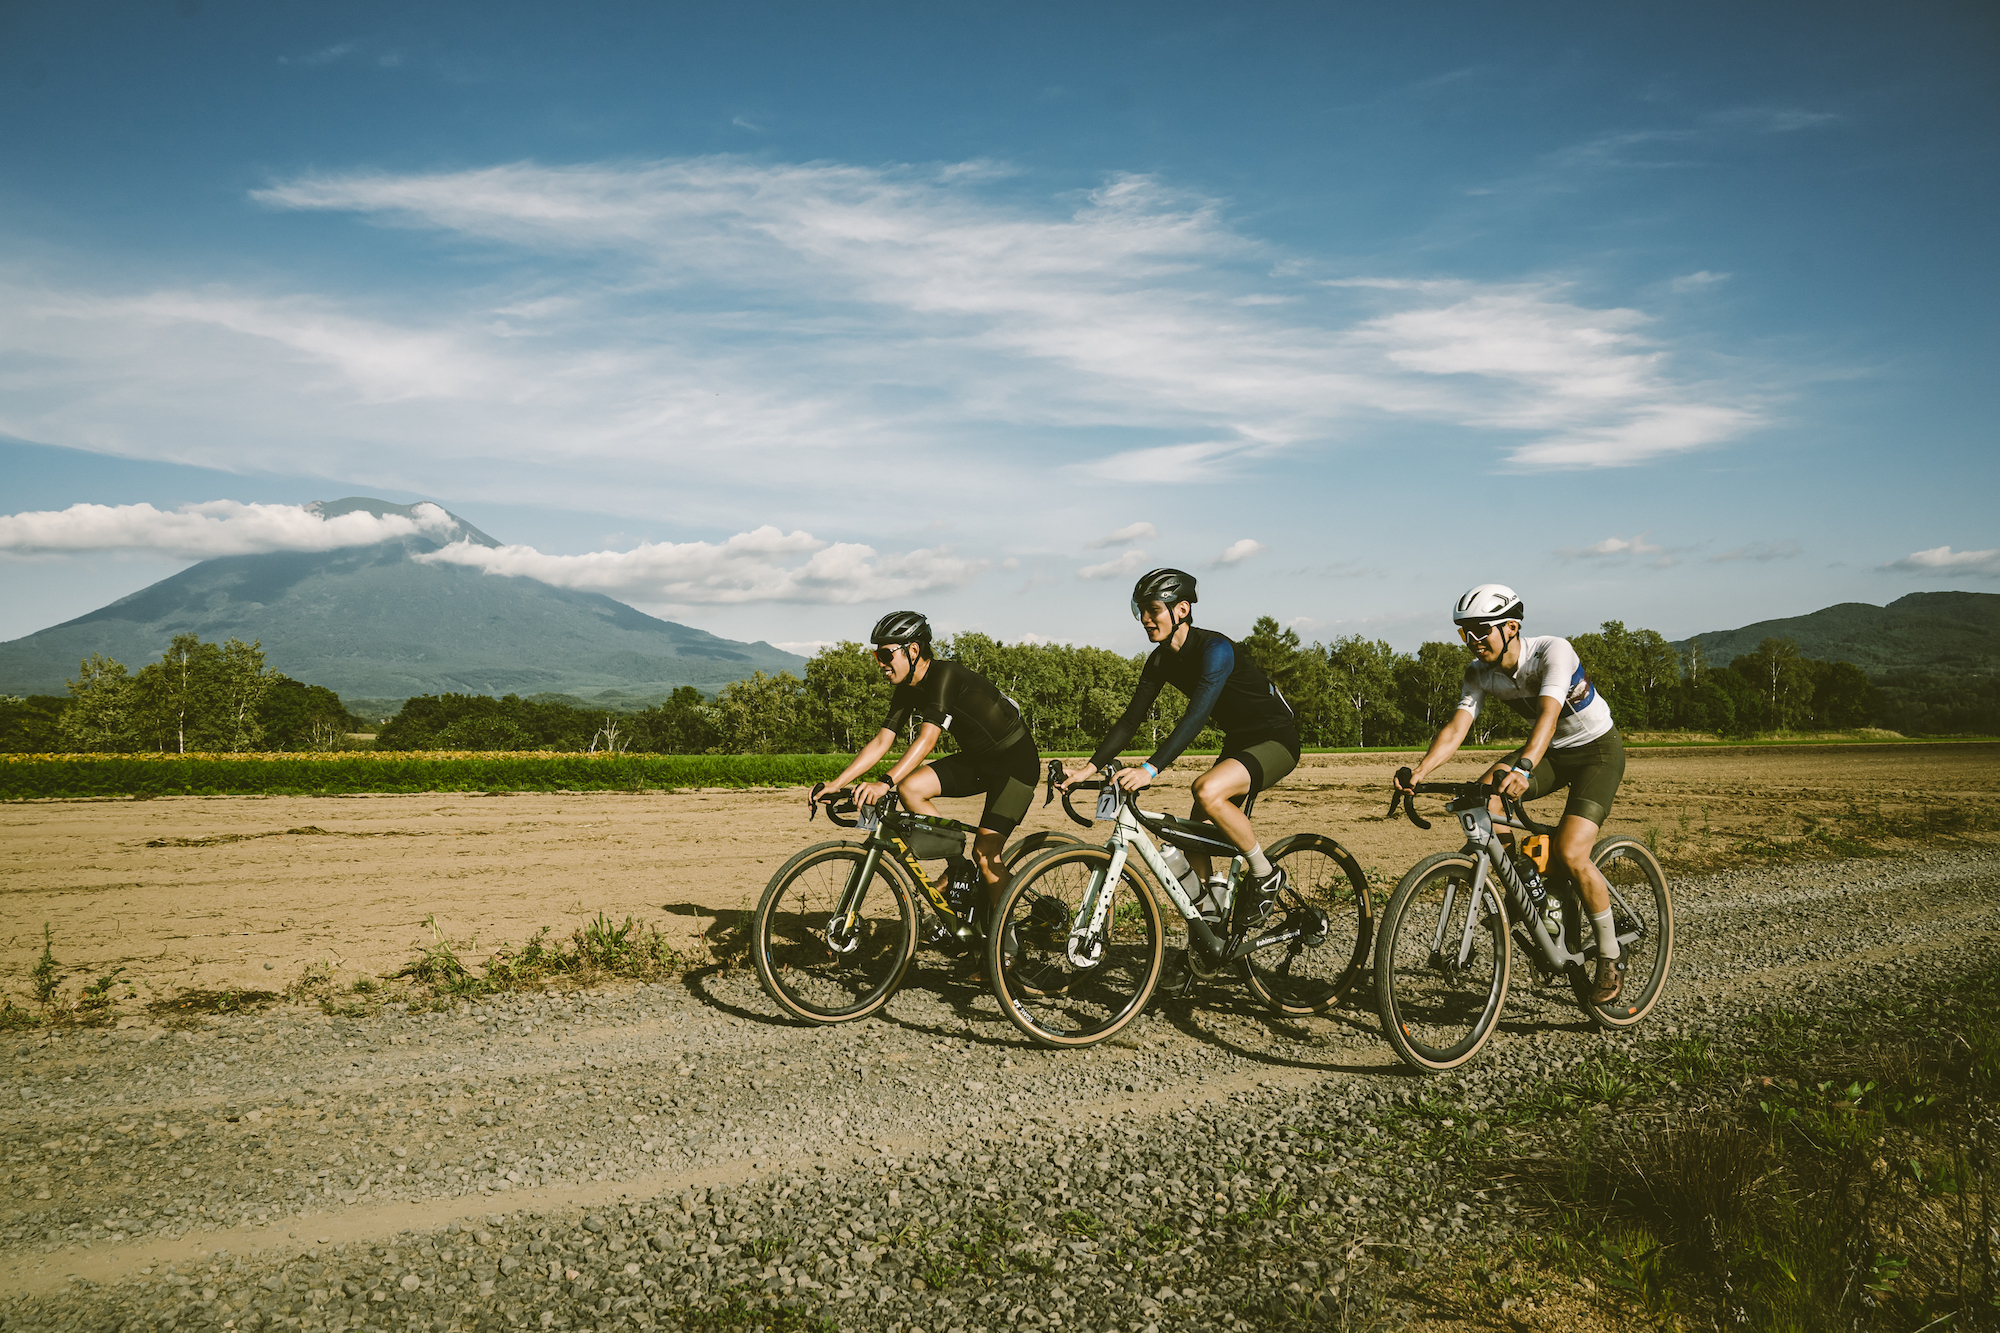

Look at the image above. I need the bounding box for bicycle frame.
[825,797,978,949]
[1070,790,1319,970]
[1443,794,1590,973]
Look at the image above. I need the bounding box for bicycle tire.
[1001,829,1085,871]
[751,840,918,1024]
[1375,852,1511,1073]
[1571,836,1674,1030]
[985,845,1165,1049]
[1241,833,1374,1016]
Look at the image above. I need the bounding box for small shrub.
[30,925,60,1006]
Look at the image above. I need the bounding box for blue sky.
[1,0,1995,657]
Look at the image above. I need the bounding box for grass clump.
[1489,970,2000,1330]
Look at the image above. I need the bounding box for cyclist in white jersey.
[1392,584,1629,1003]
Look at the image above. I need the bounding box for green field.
[0,751,857,799]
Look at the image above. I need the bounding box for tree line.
[5,620,1987,755]
[2,636,364,753]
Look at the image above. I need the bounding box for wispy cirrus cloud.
[1711,540,1800,564]
[0,153,1766,545]
[0,500,454,560]
[1884,545,2000,578]
[1091,522,1156,548]
[1558,533,1676,567]
[1076,549,1147,581]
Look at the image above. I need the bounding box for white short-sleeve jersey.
[1456,635,1614,749]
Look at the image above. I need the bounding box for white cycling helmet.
[1452,583,1524,626]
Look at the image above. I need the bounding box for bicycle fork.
[825,843,886,955]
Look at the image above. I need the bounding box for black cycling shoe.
[1235,866,1287,933]
[1157,951,1196,999]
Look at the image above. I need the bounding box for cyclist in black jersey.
[819,611,1042,950]
[1061,568,1301,936]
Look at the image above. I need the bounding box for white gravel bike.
[983,760,1374,1049]
[1376,774,1675,1073]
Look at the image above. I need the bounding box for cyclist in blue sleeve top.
[1061,568,1301,931]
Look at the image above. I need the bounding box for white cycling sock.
[1247,845,1272,878]
[1590,908,1621,960]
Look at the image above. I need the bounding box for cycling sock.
[1247,846,1272,878]
[1590,908,1621,960]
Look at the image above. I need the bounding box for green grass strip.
[0,752,855,798]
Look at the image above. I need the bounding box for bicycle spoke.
[1376,854,1509,1071]
[754,844,915,1023]
[1581,838,1675,1028]
[1242,833,1372,1015]
[988,847,1162,1048]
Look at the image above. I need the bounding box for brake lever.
[1044,758,1064,806]
[809,781,827,822]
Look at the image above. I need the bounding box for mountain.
[1673,591,2000,675]
[0,498,805,699]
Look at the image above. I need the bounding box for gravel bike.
[1374,772,1675,1073]
[752,788,1016,1024]
[982,759,1374,1048]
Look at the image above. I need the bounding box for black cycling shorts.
[1505,728,1625,828]
[926,733,1041,837]
[1188,727,1301,819]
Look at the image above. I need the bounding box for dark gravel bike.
[982,760,1374,1049]
[750,788,1081,1025]
[1375,772,1675,1073]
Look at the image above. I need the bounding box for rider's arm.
[1408,707,1476,783]
[827,727,899,790]
[1516,695,1563,771]
[1086,672,1165,772]
[886,723,944,786]
[1144,634,1232,773]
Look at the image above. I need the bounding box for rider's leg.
[970,826,1011,918]
[896,764,944,817]
[1187,759,1255,881]
[1556,814,1610,918]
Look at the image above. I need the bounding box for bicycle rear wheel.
[1241,833,1374,1015]
[1573,836,1674,1030]
[1375,852,1510,1072]
[985,846,1164,1048]
[752,841,917,1024]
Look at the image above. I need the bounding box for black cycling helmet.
[1130,567,1198,622]
[869,610,933,645]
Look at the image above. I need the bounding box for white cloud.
[1558,533,1665,563]
[416,526,988,605]
[0,153,1766,549]
[1884,545,2000,578]
[1670,271,1731,293]
[1711,540,1801,563]
[1216,538,1265,565]
[1076,549,1147,581]
[0,500,455,559]
[1091,522,1156,548]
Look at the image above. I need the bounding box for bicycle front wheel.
[986,846,1165,1048]
[1241,833,1374,1015]
[1574,836,1675,1029]
[752,841,917,1024]
[1375,852,1510,1072]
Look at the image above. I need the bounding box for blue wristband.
[1141,762,1158,778]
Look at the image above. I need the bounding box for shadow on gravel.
[1153,995,1401,1076]
[677,963,819,1028]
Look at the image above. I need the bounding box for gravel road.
[4,847,1996,1332]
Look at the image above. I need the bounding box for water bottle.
[1158,844,1202,900]
[1513,851,1547,915]
[944,855,980,917]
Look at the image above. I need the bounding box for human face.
[873,642,916,683]
[1458,620,1514,663]
[1137,599,1184,643]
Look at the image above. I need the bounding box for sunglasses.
[873,644,906,665]
[1458,622,1505,645]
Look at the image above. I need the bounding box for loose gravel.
[4,847,1997,1332]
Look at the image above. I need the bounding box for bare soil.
[2,742,1994,1001]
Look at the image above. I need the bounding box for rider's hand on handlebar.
[1392,765,1418,795]
[1057,759,1097,792]
[853,779,891,808]
[1110,765,1153,793]
[1494,765,1530,801]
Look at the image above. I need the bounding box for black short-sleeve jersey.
[883,660,1028,758]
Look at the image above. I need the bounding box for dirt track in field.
[2,741,1995,1002]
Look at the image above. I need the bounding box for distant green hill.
[1674,591,2000,675]
[0,497,804,699]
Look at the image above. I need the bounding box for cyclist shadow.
[676,946,1031,1049]
[1150,983,1408,1077]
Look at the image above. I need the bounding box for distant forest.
[8,620,1990,754]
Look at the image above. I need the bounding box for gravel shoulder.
[4,844,1998,1332]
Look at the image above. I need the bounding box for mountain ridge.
[0,498,803,698]
[1671,591,2000,675]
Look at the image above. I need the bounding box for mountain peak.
[303,497,501,549]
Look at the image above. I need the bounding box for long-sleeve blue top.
[1090,626,1295,771]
